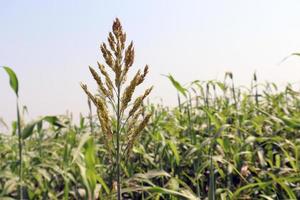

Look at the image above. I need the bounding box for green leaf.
[96,175,110,194]
[165,74,187,97]
[167,140,180,165]
[232,182,269,199]
[268,173,297,200]
[259,194,274,200]
[43,116,65,128]
[280,52,300,64]
[3,66,19,97]
[22,121,37,140]
[134,170,171,180]
[122,186,198,200]
[291,52,300,56]
[11,121,17,135]
[21,116,64,140]
[279,116,300,129]
[72,132,91,163]
[85,138,96,168]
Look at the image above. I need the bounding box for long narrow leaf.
[3,66,19,97]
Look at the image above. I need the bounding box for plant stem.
[88,97,94,134]
[17,99,23,200]
[206,84,215,200]
[116,85,121,200]
[231,78,241,139]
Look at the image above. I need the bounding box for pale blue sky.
[1,0,300,125]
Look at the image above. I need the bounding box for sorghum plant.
[81,18,153,200]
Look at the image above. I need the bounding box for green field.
[1,19,300,200]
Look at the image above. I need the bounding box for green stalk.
[177,93,182,113]
[230,76,242,139]
[3,66,22,198]
[254,72,259,108]
[16,99,23,200]
[116,85,121,200]
[88,97,94,134]
[186,91,200,197]
[206,84,215,200]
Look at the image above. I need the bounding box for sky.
[1,0,300,127]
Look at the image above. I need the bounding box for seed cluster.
[81,18,153,156]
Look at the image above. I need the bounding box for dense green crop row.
[1,70,300,199]
[1,19,300,200]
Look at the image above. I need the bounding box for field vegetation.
[1,19,300,200]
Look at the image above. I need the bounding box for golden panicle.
[120,65,149,113]
[97,110,112,141]
[96,97,109,121]
[133,113,152,138]
[120,32,126,50]
[96,109,107,134]
[88,66,110,97]
[81,83,112,139]
[120,69,142,113]
[80,83,97,105]
[128,86,153,117]
[114,61,122,87]
[112,18,126,50]
[97,62,114,98]
[110,18,127,87]
[114,45,123,87]
[108,32,116,52]
[137,65,149,85]
[88,66,102,86]
[96,97,113,139]
[121,41,134,84]
[127,107,145,133]
[126,113,152,155]
[82,18,153,168]
[124,41,134,68]
[100,43,114,70]
[112,18,122,39]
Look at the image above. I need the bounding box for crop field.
[1,19,300,200]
